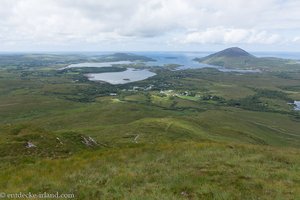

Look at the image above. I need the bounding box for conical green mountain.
[204,47,255,58]
[195,47,299,70]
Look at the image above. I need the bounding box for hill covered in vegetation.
[194,47,300,71]
[0,53,299,199]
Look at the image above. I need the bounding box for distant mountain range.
[100,53,155,62]
[194,47,300,71]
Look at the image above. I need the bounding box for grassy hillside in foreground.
[1,142,299,200]
[1,95,300,151]
[0,54,300,199]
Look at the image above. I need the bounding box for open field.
[0,54,300,199]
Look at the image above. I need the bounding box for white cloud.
[293,36,300,43]
[179,28,282,45]
[0,0,300,50]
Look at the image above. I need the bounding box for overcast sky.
[1,0,300,52]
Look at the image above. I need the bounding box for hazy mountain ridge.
[100,53,156,62]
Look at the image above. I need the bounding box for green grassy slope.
[0,56,300,199]
[1,142,299,200]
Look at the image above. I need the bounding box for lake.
[294,101,300,111]
[134,51,300,69]
[60,61,133,70]
[86,68,156,84]
[138,52,211,69]
[63,51,300,84]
